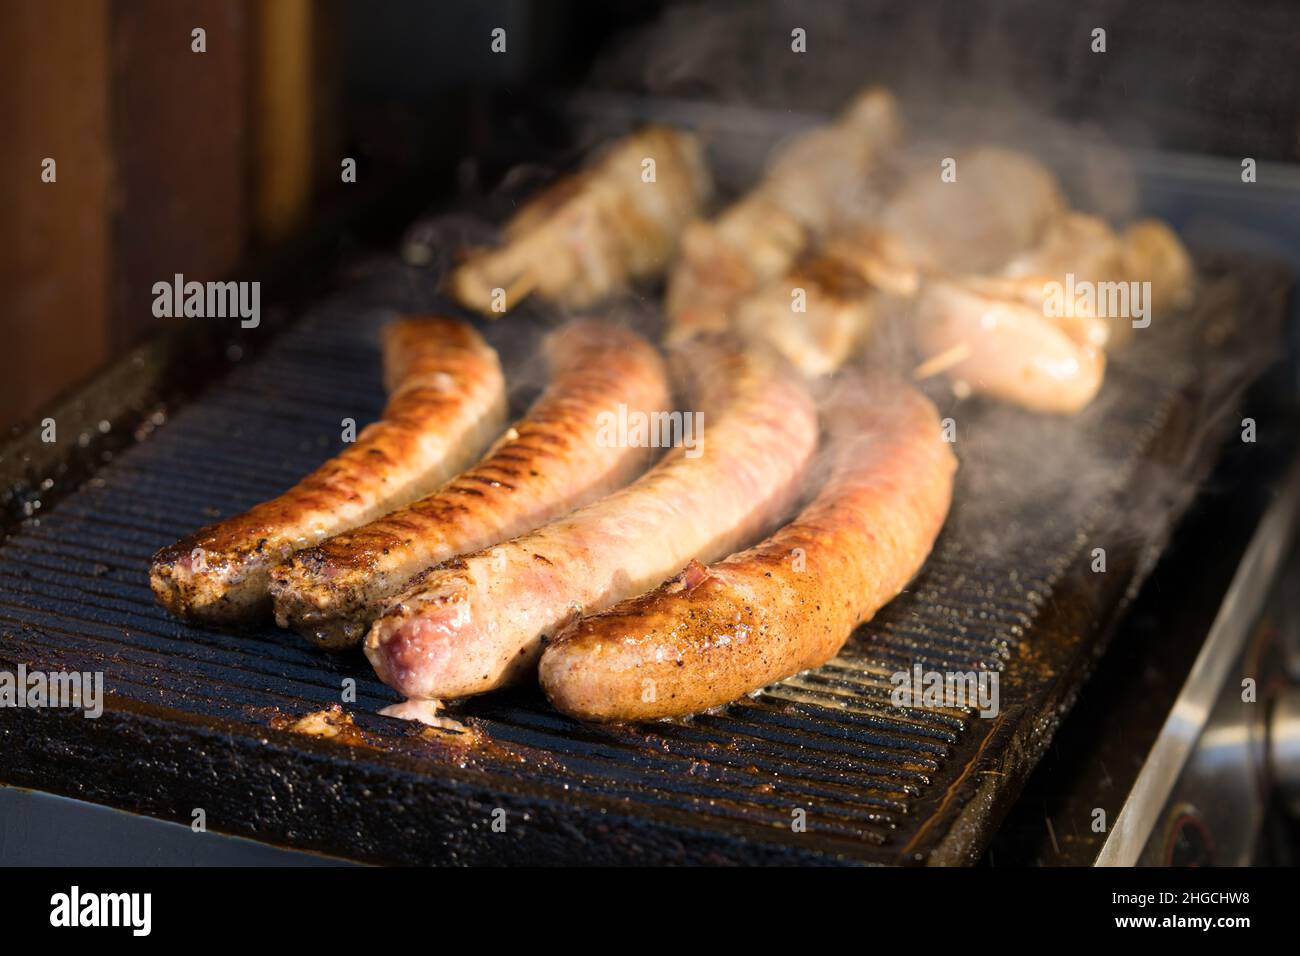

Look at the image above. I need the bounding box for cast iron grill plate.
[0,256,1286,864]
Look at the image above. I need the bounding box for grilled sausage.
[449,126,710,315]
[540,375,956,721]
[150,317,506,623]
[270,320,670,649]
[364,336,819,700]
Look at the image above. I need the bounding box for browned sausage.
[269,320,669,649]
[150,317,505,623]
[539,374,956,721]
[364,336,819,700]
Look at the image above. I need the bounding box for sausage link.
[150,317,505,623]
[270,320,669,649]
[364,336,819,700]
[540,375,956,721]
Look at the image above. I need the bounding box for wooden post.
[0,1,112,430]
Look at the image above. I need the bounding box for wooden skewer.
[912,342,972,380]
[461,267,538,318]
[500,270,539,311]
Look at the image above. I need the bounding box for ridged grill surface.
[0,258,1276,864]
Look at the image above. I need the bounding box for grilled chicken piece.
[731,146,1067,378]
[665,87,902,342]
[997,212,1131,346]
[758,89,904,233]
[884,154,1192,410]
[995,213,1194,350]
[880,146,1066,276]
[449,126,711,315]
[1120,219,1195,314]
[733,234,883,377]
[911,217,1195,412]
[818,226,923,298]
[666,199,809,338]
[913,273,1109,414]
[1001,212,1125,283]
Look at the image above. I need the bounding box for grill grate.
[0,256,1287,864]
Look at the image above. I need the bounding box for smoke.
[376,0,1279,583]
[574,0,1278,573]
[585,0,1152,214]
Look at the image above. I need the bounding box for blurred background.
[3,0,1299,431]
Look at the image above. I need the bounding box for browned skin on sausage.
[150,317,506,624]
[540,375,956,721]
[269,320,670,649]
[364,336,819,701]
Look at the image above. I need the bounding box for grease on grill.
[379,697,473,735]
[271,701,479,747]
[273,704,371,744]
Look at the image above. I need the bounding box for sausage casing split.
[540,375,956,721]
[150,317,506,623]
[270,320,670,649]
[364,336,819,700]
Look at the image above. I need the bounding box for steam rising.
[387,0,1278,583]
